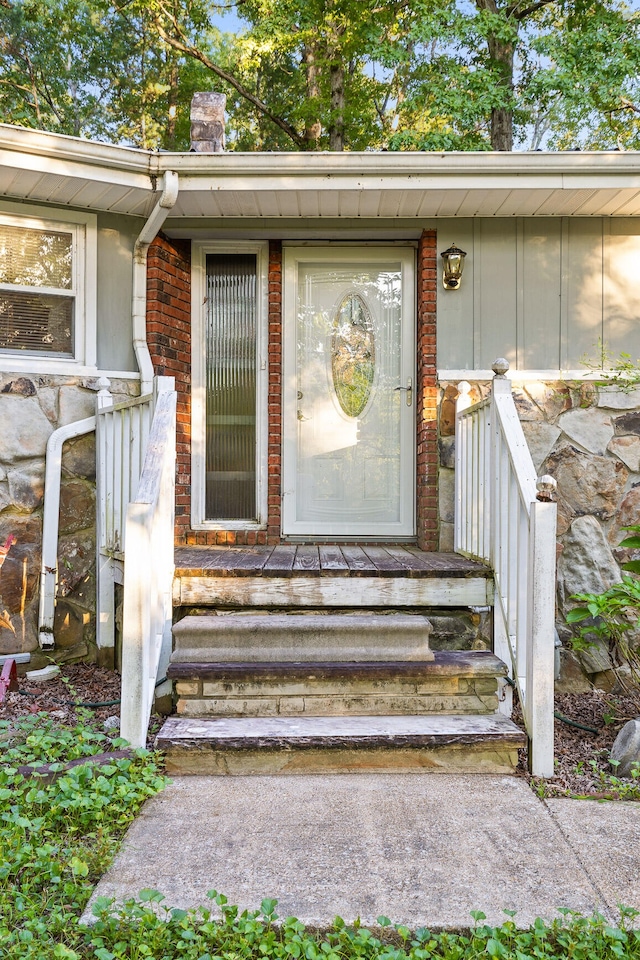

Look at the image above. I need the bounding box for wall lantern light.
[440,243,467,290]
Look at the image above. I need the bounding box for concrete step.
[168,650,507,718]
[156,714,526,776]
[171,613,434,664]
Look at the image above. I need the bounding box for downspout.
[133,169,180,394]
[38,416,97,649]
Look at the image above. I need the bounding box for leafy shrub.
[567,526,640,706]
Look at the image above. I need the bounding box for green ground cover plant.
[0,711,166,958]
[2,711,640,958]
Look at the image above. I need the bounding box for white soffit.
[1,123,640,219]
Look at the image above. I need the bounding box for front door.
[282,246,415,537]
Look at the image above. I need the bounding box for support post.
[527,478,557,778]
[95,378,116,664]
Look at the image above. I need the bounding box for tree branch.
[150,6,307,148]
[505,0,557,21]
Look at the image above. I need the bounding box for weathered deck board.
[262,545,295,577]
[318,545,351,575]
[361,546,407,576]
[174,545,490,580]
[175,575,493,608]
[292,545,321,576]
[339,546,378,576]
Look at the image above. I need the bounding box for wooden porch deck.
[174,545,489,579]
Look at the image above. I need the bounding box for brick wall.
[146,234,192,544]
[266,242,283,543]
[416,230,439,550]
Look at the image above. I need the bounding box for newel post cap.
[536,475,557,501]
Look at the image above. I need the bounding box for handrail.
[119,378,177,749]
[455,360,557,777]
[38,414,97,649]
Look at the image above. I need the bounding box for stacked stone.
[0,374,136,662]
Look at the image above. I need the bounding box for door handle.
[394,378,413,406]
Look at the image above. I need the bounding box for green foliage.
[2,716,640,957]
[0,711,167,959]
[3,0,640,150]
[77,896,640,960]
[567,525,640,704]
[533,757,640,800]
[580,339,640,392]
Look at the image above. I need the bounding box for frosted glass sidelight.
[205,254,257,520]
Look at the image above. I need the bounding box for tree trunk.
[476,0,516,150]
[302,44,322,150]
[329,61,345,151]
[491,104,513,151]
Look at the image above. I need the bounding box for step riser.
[176,695,498,718]
[162,744,520,777]
[175,677,499,718]
[172,614,434,663]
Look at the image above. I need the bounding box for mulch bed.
[515,687,640,798]
[0,663,163,749]
[2,663,639,796]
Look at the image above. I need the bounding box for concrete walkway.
[86,775,640,929]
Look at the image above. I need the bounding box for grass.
[2,711,640,958]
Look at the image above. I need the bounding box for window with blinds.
[205,253,257,520]
[0,222,75,357]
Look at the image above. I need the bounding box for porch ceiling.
[2,123,640,220]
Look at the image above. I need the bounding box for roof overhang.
[2,123,640,220]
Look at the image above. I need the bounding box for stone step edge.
[167,651,508,682]
[156,715,526,752]
[173,613,433,633]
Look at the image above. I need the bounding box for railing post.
[120,501,152,749]
[455,381,471,554]
[489,359,511,573]
[490,359,513,715]
[527,476,557,778]
[95,378,116,663]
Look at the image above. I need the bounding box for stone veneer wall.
[0,374,138,660]
[437,377,640,688]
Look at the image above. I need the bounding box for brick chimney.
[190,92,226,153]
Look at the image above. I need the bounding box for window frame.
[0,201,97,373]
[190,240,269,530]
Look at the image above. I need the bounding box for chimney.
[190,92,226,153]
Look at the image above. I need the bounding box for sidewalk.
[85,774,640,929]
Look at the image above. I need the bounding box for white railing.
[119,378,177,749]
[95,379,155,657]
[455,359,557,777]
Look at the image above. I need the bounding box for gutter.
[38,416,97,649]
[132,170,179,394]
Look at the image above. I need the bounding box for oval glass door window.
[331,294,375,418]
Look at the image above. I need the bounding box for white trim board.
[174,575,493,608]
[0,200,97,373]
